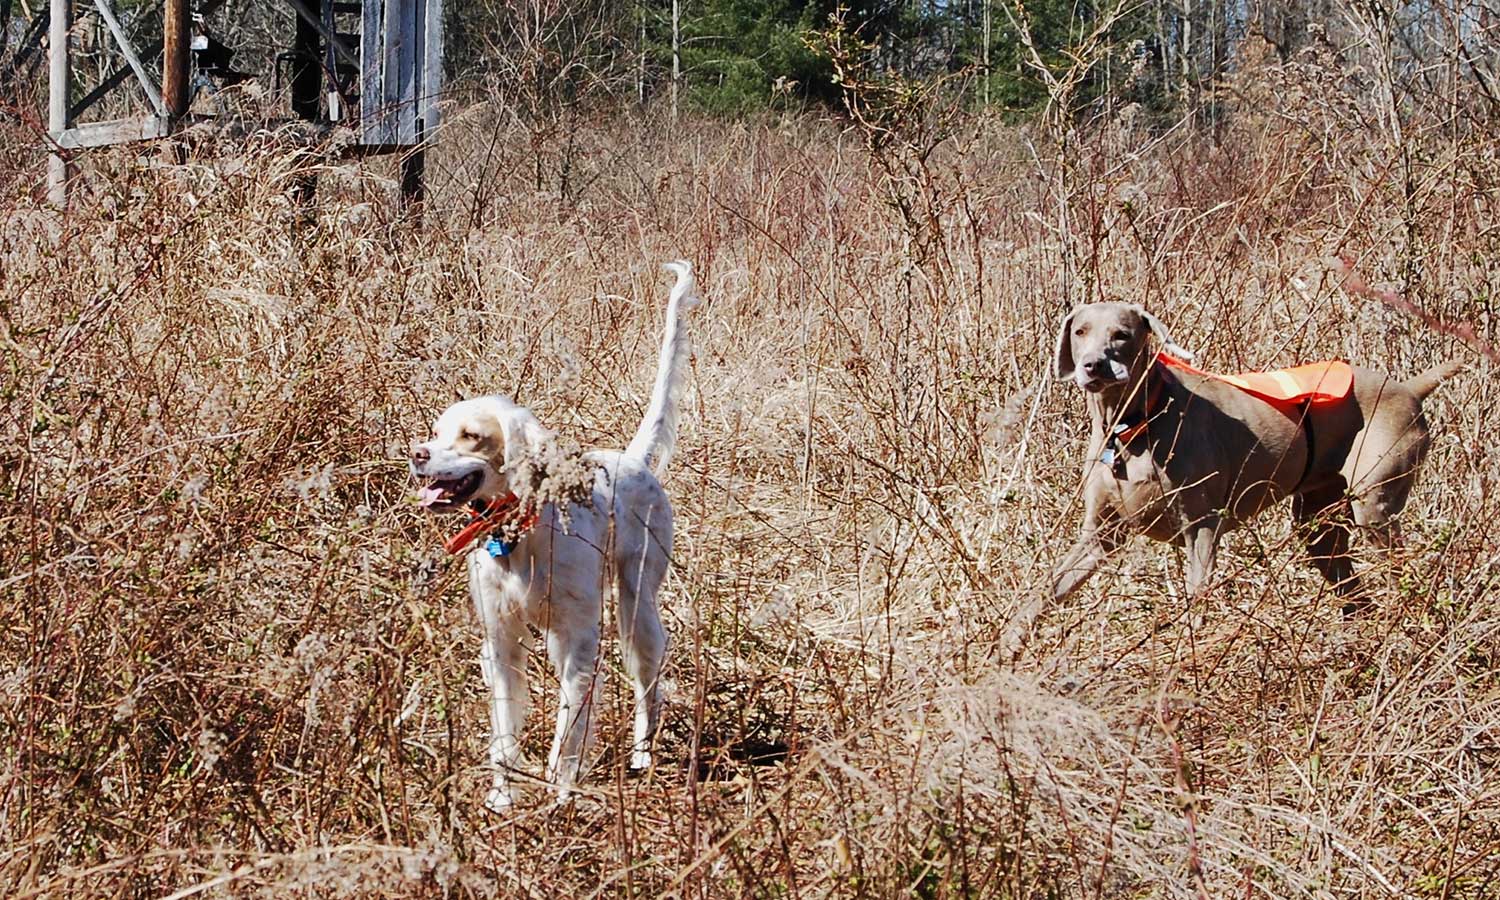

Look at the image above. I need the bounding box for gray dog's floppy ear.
[1054,306,1084,380]
[1136,307,1195,362]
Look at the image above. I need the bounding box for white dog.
[410,261,698,812]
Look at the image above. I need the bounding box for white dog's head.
[409,396,551,513]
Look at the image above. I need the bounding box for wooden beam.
[282,0,357,66]
[72,40,162,119]
[68,0,227,120]
[93,0,167,117]
[162,0,189,116]
[47,0,70,206]
[7,8,47,74]
[56,114,169,149]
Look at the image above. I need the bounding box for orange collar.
[1116,364,1169,441]
[1101,363,1170,470]
[444,493,539,555]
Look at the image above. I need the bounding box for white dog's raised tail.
[626,260,700,476]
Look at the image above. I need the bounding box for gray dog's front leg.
[1052,500,1121,601]
[1051,538,1112,601]
[1182,518,1221,598]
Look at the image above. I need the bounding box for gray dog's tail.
[626,260,700,476]
[1403,359,1463,400]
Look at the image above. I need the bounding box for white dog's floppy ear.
[1137,307,1195,362]
[499,407,553,468]
[1053,306,1084,380]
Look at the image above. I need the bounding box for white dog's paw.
[483,787,514,815]
[630,748,654,772]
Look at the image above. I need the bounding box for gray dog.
[1051,302,1460,611]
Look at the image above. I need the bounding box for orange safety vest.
[1157,353,1353,407]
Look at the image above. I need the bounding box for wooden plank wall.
[422,0,442,138]
[361,0,386,143]
[360,0,441,147]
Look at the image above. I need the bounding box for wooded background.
[5,0,1496,124]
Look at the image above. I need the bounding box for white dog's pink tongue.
[417,484,445,507]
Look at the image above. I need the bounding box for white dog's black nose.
[410,445,431,466]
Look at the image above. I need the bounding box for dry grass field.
[3,63,1499,898]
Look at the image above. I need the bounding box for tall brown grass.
[2,55,1497,898]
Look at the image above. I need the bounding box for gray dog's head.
[1053,302,1193,394]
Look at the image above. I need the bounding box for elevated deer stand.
[40,0,442,211]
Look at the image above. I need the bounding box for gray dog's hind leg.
[1293,484,1367,615]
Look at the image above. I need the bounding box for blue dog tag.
[484,536,515,558]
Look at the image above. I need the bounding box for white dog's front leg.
[545,626,601,803]
[479,625,530,814]
[472,554,532,816]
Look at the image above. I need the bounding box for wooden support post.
[162,0,188,116]
[400,144,424,215]
[47,0,70,206]
[291,0,320,121]
[290,0,321,209]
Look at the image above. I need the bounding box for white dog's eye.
[1112,330,1130,342]
[460,429,478,442]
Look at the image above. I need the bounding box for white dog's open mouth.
[416,471,482,509]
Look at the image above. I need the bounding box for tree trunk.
[671,0,680,120]
[982,0,991,106]
[1180,0,1193,112]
